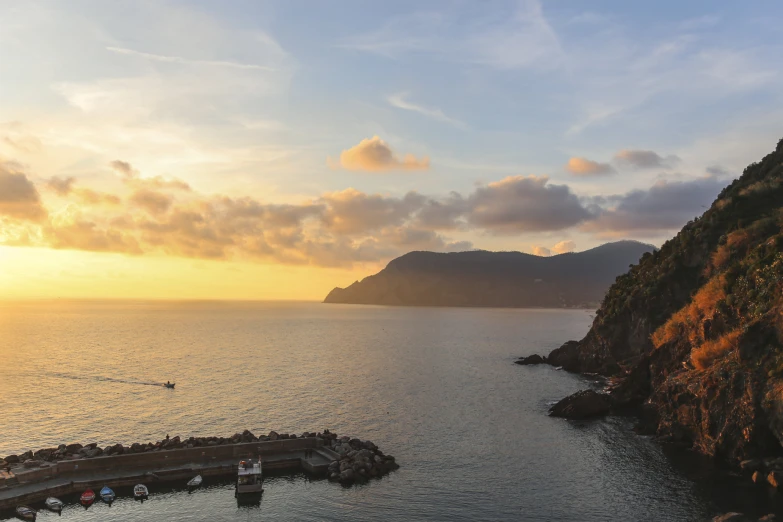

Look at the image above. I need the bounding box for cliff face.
[324,241,654,308]
[550,138,783,463]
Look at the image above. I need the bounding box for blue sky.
[1,0,782,284]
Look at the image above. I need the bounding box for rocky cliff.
[534,138,783,465]
[324,241,654,308]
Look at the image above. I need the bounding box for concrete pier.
[0,438,338,510]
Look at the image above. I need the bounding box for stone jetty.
[0,429,398,508]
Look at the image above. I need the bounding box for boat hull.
[15,506,36,520]
[44,497,63,512]
[80,489,95,507]
[133,484,149,500]
[236,484,265,494]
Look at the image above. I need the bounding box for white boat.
[15,506,36,520]
[235,458,264,495]
[187,474,203,488]
[45,497,64,512]
[133,484,149,500]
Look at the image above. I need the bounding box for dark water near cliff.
[0,301,776,521]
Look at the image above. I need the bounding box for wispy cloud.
[106,46,275,71]
[338,0,563,71]
[387,92,468,129]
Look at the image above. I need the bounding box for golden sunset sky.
[1,1,781,299]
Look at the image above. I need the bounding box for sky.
[1,0,782,300]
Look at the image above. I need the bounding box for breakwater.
[0,430,398,509]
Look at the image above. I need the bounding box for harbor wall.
[2,438,321,488]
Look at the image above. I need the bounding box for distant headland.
[324,241,654,308]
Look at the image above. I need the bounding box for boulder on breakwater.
[323,432,399,484]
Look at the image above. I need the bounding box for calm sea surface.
[0,301,777,521]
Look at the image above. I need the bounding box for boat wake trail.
[49,372,166,387]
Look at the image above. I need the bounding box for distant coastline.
[324,241,653,308]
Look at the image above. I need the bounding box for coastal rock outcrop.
[515,354,545,365]
[518,138,783,471]
[549,390,612,419]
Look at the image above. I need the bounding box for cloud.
[387,92,467,129]
[706,165,732,177]
[110,160,190,191]
[3,134,42,154]
[532,245,551,256]
[0,162,47,222]
[130,189,174,215]
[331,136,430,172]
[76,188,122,206]
[339,0,563,71]
[46,176,76,196]
[414,193,469,230]
[379,226,472,252]
[106,46,275,71]
[0,152,735,268]
[464,175,592,234]
[552,240,575,254]
[320,188,425,234]
[46,176,121,205]
[44,218,142,254]
[614,149,680,169]
[110,160,135,177]
[583,176,725,237]
[565,157,616,176]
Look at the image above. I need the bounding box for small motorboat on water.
[15,506,36,520]
[100,485,116,503]
[134,484,149,500]
[80,488,95,507]
[45,497,64,512]
[164,381,175,389]
[187,474,203,488]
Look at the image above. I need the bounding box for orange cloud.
[532,245,551,257]
[0,161,47,222]
[46,176,121,206]
[552,240,575,254]
[565,157,615,176]
[130,189,174,215]
[332,136,429,172]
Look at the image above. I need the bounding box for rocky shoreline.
[517,346,783,519]
[1,429,398,485]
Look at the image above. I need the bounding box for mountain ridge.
[324,240,655,308]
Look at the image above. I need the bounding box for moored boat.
[236,458,263,496]
[15,506,36,520]
[80,488,95,507]
[45,497,64,512]
[134,484,149,500]
[100,485,116,503]
[187,474,203,488]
